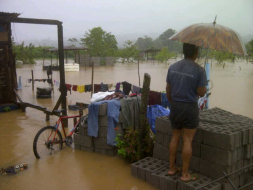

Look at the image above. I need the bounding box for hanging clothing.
[55,81,60,88]
[28,79,32,83]
[94,84,101,93]
[161,93,171,109]
[43,79,46,83]
[90,91,115,103]
[132,85,141,94]
[115,82,121,91]
[100,83,108,92]
[120,96,141,130]
[66,84,72,94]
[122,81,132,95]
[103,92,125,100]
[72,85,78,91]
[148,91,161,106]
[77,85,85,93]
[88,99,121,146]
[47,79,52,85]
[85,84,92,92]
[108,84,113,89]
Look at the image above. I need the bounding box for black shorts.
[169,100,199,129]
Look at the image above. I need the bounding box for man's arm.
[197,67,208,97]
[197,86,207,97]
[166,83,172,104]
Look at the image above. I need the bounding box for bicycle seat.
[52,109,65,114]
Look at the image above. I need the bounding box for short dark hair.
[183,43,198,58]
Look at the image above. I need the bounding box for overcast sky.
[1,0,253,42]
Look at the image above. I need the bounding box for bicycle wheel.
[33,126,63,159]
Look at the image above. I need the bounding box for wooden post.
[138,73,151,158]
[56,51,59,66]
[74,50,76,63]
[31,70,34,91]
[138,57,140,87]
[51,51,52,67]
[57,23,67,127]
[43,50,45,68]
[66,50,68,63]
[91,62,94,97]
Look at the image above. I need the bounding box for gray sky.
[1,0,253,43]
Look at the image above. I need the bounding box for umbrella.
[169,17,247,56]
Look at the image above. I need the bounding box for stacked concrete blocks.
[74,103,125,156]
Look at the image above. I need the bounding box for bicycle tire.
[33,126,63,159]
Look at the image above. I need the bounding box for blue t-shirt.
[166,59,207,102]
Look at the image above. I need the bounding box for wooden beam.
[31,70,34,91]
[0,17,61,25]
[57,23,68,127]
[13,89,23,103]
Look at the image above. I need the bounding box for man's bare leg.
[181,128,196,181]
[168,129,182,175]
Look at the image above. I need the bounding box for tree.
[157,28,176,48]
[12,42,35,64]
[246,40,253,57]
[134,36,154,51]
[68,38,79,46]
[80,27,118,57]
[118,40,139,63]
[155,47,173,62]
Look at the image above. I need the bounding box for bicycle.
[33,103,88,159]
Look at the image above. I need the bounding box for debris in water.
[0,163,28,175]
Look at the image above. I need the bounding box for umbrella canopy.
[169,23,247,56]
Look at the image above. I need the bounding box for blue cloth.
[166,59,207,102]
[88,99,121,146]
[147,104,170,134]
[161,93,171,110]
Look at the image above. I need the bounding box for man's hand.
[166,83,172,103]
[197,86,207,97]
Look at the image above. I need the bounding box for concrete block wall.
[74,103,125,156]
[91,57,100,66]
[149,107,253,189]
[106,57,115,66]
[75,54,90,67]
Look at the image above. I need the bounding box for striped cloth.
[100,83,108,92]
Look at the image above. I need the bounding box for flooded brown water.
[0,59,253,189]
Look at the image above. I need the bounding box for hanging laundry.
[43,79,46,83]
[115,82,121,91]
[161,93,171,109]
[132,85,141,94]
[55,81,60,88]
[108,84,113,89]
[122,81,132,95]
[72,85,78,91]
[104,92,125,100]
[94,84,101,93]
[90,91,115,103]
[27,79,32,83]
[85,84,92,92]
[66,84,72,94]
[77,85,85,93]
[148,91,161,106]
[100,82,108,92]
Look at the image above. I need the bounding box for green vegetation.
[115,126,154,162]
[116,40,139,63]
[80,27,118,57]
[155,47,174,62]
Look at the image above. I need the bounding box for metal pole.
[31,70,34,91]
[51,51,52,67]
[57,23,67,127]
[43,50,45,68]
[205,62,210,109]
[138,57,140,87]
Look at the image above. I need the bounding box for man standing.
[166,43,207,182]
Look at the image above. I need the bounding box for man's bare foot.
[167,167,182,176]
[180,173,199,182]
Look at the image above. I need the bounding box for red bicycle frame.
[47,114,82,144]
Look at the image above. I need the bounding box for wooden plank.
[0,17,61,25]
[53,95,62,111]
[13,89,23,103]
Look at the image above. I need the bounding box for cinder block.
[98,103,107,116]
[79,125,88,136]
[159,171,181,190]
[203,130,236,150]
[74,133,93,147]
[75,144,81,150]
[176,153,200,172]
[106,149,117,156]
[98,116,108,127]
[153,142,169,162]
[193,128,203,142]
[98,126,107,138]
[145,160,169,184]
[156,131,164,145]
[94,137,114,149]
[137,158,161,180]
[221,177,239,190]
[199,159,236,179]
[81,146,94,152]
[163,133,171,147]
[155,116,172,134]
[239,171,253,187]
[150,165,170,188]
[118,112,124,123]
[94,148,107,155]
[201,144,235,166]
[177,175,217,190]
[244,144,251,159]
[131,157,155,177]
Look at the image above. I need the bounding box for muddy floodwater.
[0,59,253,190]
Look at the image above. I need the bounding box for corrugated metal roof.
[0,12,21,18]
[44,46,88,52]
